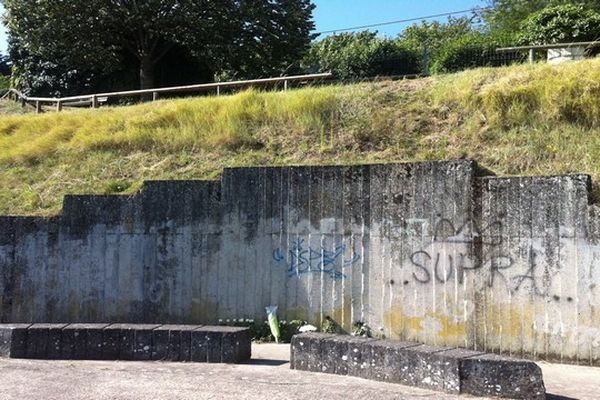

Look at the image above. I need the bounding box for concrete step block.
[290,333,546,399]
[460,353,546,399]
[132,324,160,361]
[61,324,110,360]
[191,326,251,363]
[320,335,376,376]
[25,324,68,359]
[103,324,138,360]
[290,332,334,372]
[358,340,421,381]
[0,323,251,364]
[0,324,31,358]
[152,325,201,361]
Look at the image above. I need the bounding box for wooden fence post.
[35,101,42,114]
[56,101,63,112]
[152,92,159,101]
[91,95,98,108]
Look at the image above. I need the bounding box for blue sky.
[313,0,485,37]
[0,1,485,54]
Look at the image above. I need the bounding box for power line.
[314,7,493,36]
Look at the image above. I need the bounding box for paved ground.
[0,344,598,400]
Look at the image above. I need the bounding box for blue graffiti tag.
[272,239,360,280]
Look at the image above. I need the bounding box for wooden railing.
[1,72,333,113]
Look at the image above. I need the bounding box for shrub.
[519,4,600,45]
[304,31,420,79]
[218,318,305,343]
[431,32,515,74]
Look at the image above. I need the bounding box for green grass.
[2,58,600,215]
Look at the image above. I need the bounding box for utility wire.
[314,6,493,35]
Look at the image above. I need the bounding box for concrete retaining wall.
[0,161,599,364]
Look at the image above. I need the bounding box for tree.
[399,17,473,54]
[3,0,315,93]
[519,4,600,45]
[430,31,513,74]
[483,0,600,36]
[398,17,474,72]
[303,31,419,79]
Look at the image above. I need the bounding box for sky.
[313,0,485,37]
[0,1,486,54]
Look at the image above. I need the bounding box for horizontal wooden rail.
[1,72,333,113]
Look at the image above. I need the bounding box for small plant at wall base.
[351,321,372,338]
[322,316,343,334]
[218,318,305,343]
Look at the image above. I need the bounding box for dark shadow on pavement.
[546,394,579,400]
[241,359,289,366]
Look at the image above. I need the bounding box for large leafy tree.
[399,17,473,54]
[398,17,474,72]
[483,0,600,35]
[303,31,420,79]
[3,0,315,93]
[519,4,600,45]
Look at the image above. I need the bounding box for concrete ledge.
[0,323,251,364]
[0,324,31,358]
[291,333,546,399]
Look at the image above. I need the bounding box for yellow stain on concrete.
[484,303,532,339]
[190,299,218,323]
[384,304,466,343]
[384,299,540,350]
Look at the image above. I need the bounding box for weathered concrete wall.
[0,161,598,364]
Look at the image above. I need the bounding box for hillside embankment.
[1,58,600,215]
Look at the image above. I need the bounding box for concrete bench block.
[191,326,251,364]
[320,335,376,376]
[101,324,122,360]
[103,324,137,360]
[152,325,201,361]
[358,340,421,381]
[0,324,31,358]
[0,323,250,364]
[26,324,68,359]
[290,334,546,399]
[220,327,251,363]
[290,332,334,372]
[344,336,377,377]
[460,353,546,400]
[408,347,486,393]
[133,324,160,361]
[62,324,110,360]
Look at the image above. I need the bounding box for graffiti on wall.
[273,239,360,280]
[405,218,567,300]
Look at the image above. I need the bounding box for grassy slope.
[1,59,600,216]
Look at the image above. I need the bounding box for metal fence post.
[422,45,430,76]
[152,92,159,101]
[528,49,535,64]
[91,95,98,108]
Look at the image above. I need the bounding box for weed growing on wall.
[351,321,372,338]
